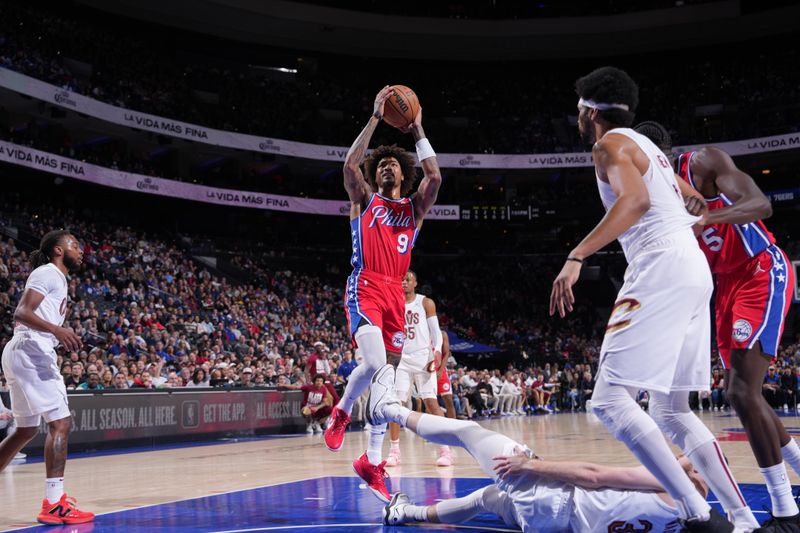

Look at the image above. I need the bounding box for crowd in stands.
[0,1,798,158]
[1,195,798,431]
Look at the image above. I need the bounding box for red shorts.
[715,245,794,368]
[344,269,405,353]
[437,367,452,395]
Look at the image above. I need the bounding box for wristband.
[566,257,583,264]
[415,138,436,161]
[373,110,382,120]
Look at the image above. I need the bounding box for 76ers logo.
[608,520,653,533]
[391,331,406,348]
[732,319,752,342]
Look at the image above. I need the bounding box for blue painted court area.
[5,477,780,532]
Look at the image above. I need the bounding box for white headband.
[578,97,630,111]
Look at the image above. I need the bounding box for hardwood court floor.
[1,410,796,530]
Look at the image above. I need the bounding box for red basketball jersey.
[676,151,775,274]
[350,193,418,279]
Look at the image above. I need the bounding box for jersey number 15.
[701,227,723,252]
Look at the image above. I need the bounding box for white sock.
[433,487,487,523]
[781,439,800,478]
[686,440,758,528]
[339,364,371,414]
[402,503,430,523]
[439,445,451,455]
[390,439,400,452]
[760,462,799,517]
[45,477,64,503]
[384,403,412,427]
[367,423,387,465]
[632,428,711,521]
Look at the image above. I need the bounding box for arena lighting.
[762,169,771,174]
[247,64,298,74]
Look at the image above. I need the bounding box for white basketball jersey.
[403,294,431,356]
[14,263,68,347]
[596,128,699,262]
[570,485,681,533]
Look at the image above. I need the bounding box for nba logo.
[181,401,200,429]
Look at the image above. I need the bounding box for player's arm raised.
[14,289,82,351]
[550,137,650,317]
[422,297,443,371]
[409,109,442,222]
[692,147,772,225]
[344,86,394,208]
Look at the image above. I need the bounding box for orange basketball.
[383,85,420,129]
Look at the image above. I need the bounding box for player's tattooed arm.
[344,86,394,206]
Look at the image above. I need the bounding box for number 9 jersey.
[345,193,419,352]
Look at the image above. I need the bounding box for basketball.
[383,85,420,129]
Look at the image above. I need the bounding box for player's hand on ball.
[373,86,393,119]
[399,107,422,134]
[55,326,83,351]
[550,260,582,318]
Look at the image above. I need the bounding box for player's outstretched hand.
[55,326,83,351]
[550,260,582,318]
[399,107,422,134]
[373,86,393,119]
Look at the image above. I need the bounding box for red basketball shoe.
[37,493,95,525]
[353,452,391,502]
[324,406,351,452]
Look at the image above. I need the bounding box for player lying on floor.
[367,364,737,533]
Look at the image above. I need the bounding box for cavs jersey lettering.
[677,151,775,274]
[350,193,418,279]
[403,294,431,355]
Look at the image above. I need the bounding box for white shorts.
[1,333,71,427]
[396,356,437,401]
[599,238,713,394]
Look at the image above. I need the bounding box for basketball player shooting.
[0,230,94,525]
[323,86,442,502]
[549,67,758,532]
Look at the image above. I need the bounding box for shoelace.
[376,460,389,480]
[332,410,348,431]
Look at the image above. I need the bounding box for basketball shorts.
[344,269,405,353]
[437,368,452,395]
[715,245,794,367]
[396,352,437,401]
[599,235,713,394]
[1,332,71,427]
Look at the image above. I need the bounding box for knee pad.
[649,394,714,453]
[592,388,652,444]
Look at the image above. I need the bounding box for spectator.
[763,366,783,409]
[186,368,209,388]
[76,373,104,390]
